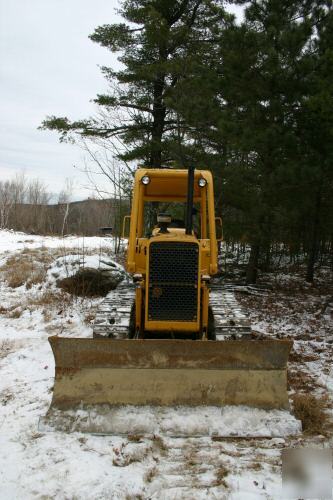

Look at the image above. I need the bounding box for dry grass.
[212,464,229,488]
[0,290,72,323]
[84,311,96,325]
[184,443,202,468]
[0,248,56,289]
[112,445,150,467]
[127,434,143,443]
[185,450,197,467]
[292,394,330,435]
[288,368,320,392]
[42,309,52,323]
[152,435,168,455]
[5,260,44,288]
[0,389,14,405]
[26,290,72,308]
[289,349,319,363]
[6,308,22,319]
[144,466,158,483]
[0,304,24,319]
[26,290,74,324]
[29,432,44,440]
[247,461,263,471]
[0,246,111,291]
[0,340,14,359]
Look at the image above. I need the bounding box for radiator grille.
[148,241,199,322]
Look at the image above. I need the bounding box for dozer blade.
[47,336,292,410]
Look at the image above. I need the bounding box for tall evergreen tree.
[41,0,333,281]
[295,4,333,281]
[41,0,227,167]
[171,0,333,282]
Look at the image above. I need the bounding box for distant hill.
[7,197,130,236]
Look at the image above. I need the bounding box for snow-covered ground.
[0,229,118,254]
[0,231,332,499]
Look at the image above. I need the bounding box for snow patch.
[46,253,125,286]
[40,405,301,438]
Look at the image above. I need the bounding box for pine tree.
[171,0,332,282]
[41,0,227,167]
[40,0,333,281]
[296,4,333,281]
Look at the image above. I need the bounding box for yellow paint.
[124,168,220,338]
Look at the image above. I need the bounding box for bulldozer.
[46,166,292,423]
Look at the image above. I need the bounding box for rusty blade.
[49,337,291,369]
[48,337,292,410]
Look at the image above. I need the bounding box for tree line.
[0,174,128,238]
[41,0,333,282]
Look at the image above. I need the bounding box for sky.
[0,1,243,201]
[0,0,120,200]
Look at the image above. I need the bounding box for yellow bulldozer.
[46,167,292,422]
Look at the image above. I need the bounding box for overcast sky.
[0,0,120,200]
[0,1,242,201]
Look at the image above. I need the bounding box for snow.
[0,229,116,254]
[46,253,125,285]
[40,405,301,438]
[0,230,331,499]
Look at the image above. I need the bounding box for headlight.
[141,175,150,185]
[198,177,207,187]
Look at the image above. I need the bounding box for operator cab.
[150,211,199,237]
[145,205,201,238]
[125,168,220,276]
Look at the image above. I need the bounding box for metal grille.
[148,241,199,322]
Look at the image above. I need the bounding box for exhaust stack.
[185,165,195,235]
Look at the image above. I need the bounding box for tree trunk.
[306,187,322,283]
[61,204,69,236]
[150,76,166,167]
[260,242,271,272]
[246,243,260,284]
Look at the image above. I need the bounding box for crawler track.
[93,278,252,339]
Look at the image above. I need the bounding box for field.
[0,230,332,499]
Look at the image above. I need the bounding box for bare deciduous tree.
[78,138,133,253]
[0,181,15,228]
[58,178,74,236]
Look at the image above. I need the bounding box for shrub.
[58,268,121,297]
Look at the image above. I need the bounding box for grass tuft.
[26,290,72,308]
[127,434,143,443]
[6,308,22,319]
[212,464,229,488]
[144,466,157,483]
[152,435,168,455]
[0,249,55,288]
[0,340,13,359]
[292,393,329,435]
